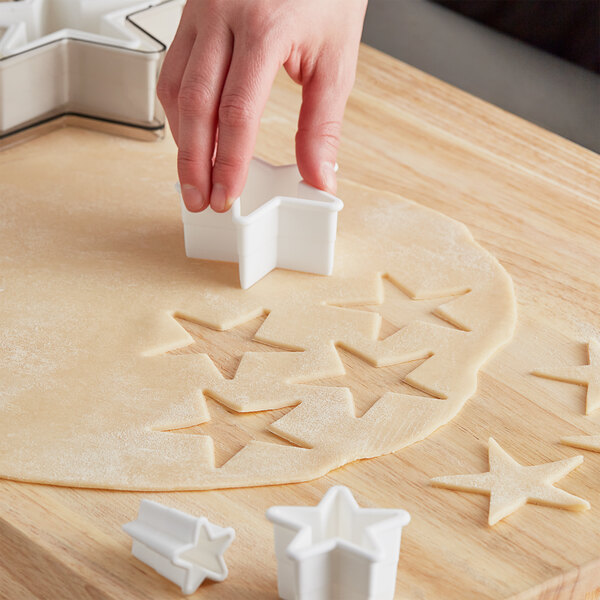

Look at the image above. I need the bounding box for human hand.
[157,0,368,212]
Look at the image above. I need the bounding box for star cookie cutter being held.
[266,485,411,600]
[179,157,344,289]
[123,500,235,595]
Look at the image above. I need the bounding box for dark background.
[362,0,600,152]
[435,0,599,73]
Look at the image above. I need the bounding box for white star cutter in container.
[123,499,235,595]
[266,485,411,600]
[0,0,184,148]
[180,157,344,289]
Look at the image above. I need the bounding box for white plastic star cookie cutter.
[122,499,235,595]
[0,0,185,148]
[179,157,344,289]
[266,485,411,600]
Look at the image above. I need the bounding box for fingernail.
[181,184,206,212]
[210,183,230,212]
[321,162,337,194]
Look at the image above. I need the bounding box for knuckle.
[218,95,256,129]
[240,3,274,37]
[244,26,276,54]
[237,3,286,55]
[177,147,200,168]
[214,152,245,174]
[178,80,214,116]
[296,120,342,157]
[298,119,342,145]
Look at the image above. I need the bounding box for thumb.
[295,62,353,194]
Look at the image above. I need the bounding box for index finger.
[210,42,281,212]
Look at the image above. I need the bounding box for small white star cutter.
[180,157,344,289]
[266,485,411,600]
[123,499,235,595]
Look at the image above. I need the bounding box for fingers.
[210,42,282,212]
[156,18,195,145]
[295,61,355,194]
[175,31,233,212]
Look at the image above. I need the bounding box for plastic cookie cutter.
[0,0,185,149]
[266,485,411,600]
[123,499,235,595]
[179,157,344,289]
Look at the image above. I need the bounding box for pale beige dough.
[532,339,599,415]
[431,438,590,525]
[0,128,517,490]
[561,435,600,453]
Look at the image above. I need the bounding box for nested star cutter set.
[0,0,184,148]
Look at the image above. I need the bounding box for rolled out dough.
[0,129,516,490]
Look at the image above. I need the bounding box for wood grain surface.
[1,44,599,600]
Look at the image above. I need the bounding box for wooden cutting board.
[1,44,599,600]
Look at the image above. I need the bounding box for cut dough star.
[331,274,470,337]
[431,438,590,525]
[532,339,600,415]
[561,434,600,453]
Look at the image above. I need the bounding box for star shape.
[181,157,343,289]
[331,275,469,338]
[0,0,182,144]
[266,486,410,600]
[304,345,437,417]
[168,396,294,468]
[123,500,235,594]
[562,433,600,453]
[532,339,600,415]
[164,313,299,465]
[175,520,234,593]
[431,437,590,525]
[168,313,287,379]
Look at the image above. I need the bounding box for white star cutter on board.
[180,157,344,289]
[266,486,411,600]
[0,0,184,146]
[122,500,235,595]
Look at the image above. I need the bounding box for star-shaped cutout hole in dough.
[431,437,590,525]
[562,433,600,453]
[167,397,296,468]
[164,313,300,466]
[304,346,438,418]
[165,314,302,468]
[532,339,600,415]
[330,275,470,339]
[168,313,290,379]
